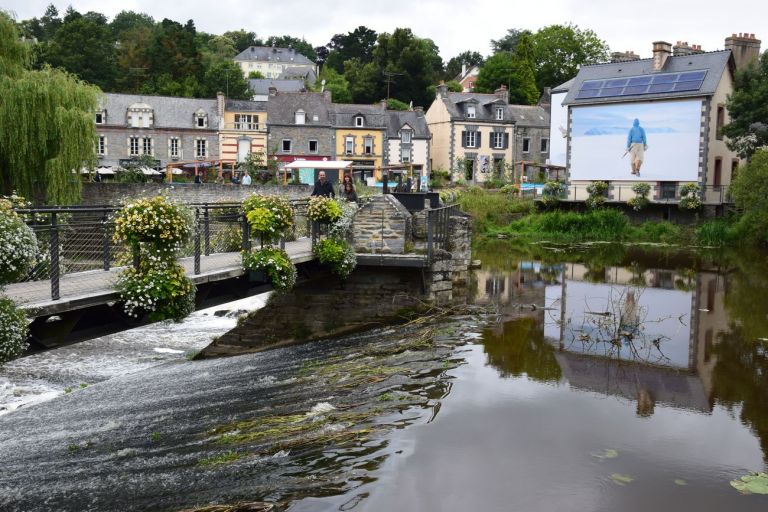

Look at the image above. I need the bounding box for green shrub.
[678,183,701,211]
[499,184,520,195]
[585,181,609,209]
[116,261,196,321]
[696,219,738,247]
[541,181,566,208]
[242,247,297,291]
[627,182,651,211]
[313,238,357,279]
[242,195,294,243]
[512,209,630,241]
[632,221,684,244]
[457,188,534,233]
[0,297,28,365]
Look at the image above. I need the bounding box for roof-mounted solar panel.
[575,70,707,100]
[580,80,603,90]
[652,74,678,84]
[627,76,653,86]
[673,80,703,92]
[678,71,707,82]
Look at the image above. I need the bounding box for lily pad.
[610,473,634,485]
[674,479,687,486]
[591,448,619,460]
[730,472,768,494]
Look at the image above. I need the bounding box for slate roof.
[248,78,305,96]
[100,93,219,129]
[234,46,315,66]
[265,91,333,126]
[225,99,268,112]
[563,50,733,106]
[386,110,430,138]
[551,78,574,94]
[441,92,548,126]
[331,103,388,129]
[278,67,317,84]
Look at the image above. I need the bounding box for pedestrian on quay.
[311,171,335,197]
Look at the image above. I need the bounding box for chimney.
[380,99,388,111]
[538,87,551,109]
[610,50,640,62]
[673,41,705,57]
[268,86,277,97]
[323,90,332,102]
[436,80,447,99]
[216,91,226,117]
[414,106,424,115]
[461,63,467,77]
[652,41,672,71]
[725,32,762,70]
[495,84,509,104]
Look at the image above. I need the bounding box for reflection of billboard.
[544,281,693,368]
[570,100,701,181]
[549,92,568,167]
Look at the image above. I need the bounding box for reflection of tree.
[482,317,562,383]
[583,264,607,283]
[724,259,768,342]
[712,328,768,463]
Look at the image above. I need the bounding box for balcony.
[221,122,264,132]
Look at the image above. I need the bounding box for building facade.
[556,36,759,205]
[234,46,317,80]
[426,84,550,183]
[216,94,268,167]
[331,103,388,181]
[265,90,335,182]
[95,93,219,170]
[385,108,431,175]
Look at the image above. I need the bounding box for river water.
[2,242,768,511]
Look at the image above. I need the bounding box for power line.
[383,71,404,100]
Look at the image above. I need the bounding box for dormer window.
[194,109,208,128]
[355,115,364,127]
[401,130,412,144]
[495,107,504,121]
[295,110,306,125]
[95,110,105,125]
[466,105,476,119]
[127,103,154,128]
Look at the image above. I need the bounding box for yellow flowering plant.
[242,194,294,243]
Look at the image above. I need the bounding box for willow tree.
[0,12,100,204]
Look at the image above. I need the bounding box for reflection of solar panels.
[576,70,707,99]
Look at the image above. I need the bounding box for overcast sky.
[4,0,766,60]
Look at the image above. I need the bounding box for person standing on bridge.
[311,171,335,197]
[341,174,357,203]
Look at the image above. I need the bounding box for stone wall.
[81,182,311,205]
[424,214,472,304]
[352,195,413,254]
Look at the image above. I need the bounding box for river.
[1,242,768,511]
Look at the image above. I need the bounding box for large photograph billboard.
[569,99,702,181]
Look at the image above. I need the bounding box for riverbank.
[455,188,743,247]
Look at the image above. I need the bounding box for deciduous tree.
[529,24,609,89]
[723,52,768,158]
[445,50,485,81]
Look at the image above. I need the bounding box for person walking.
[311,171,335,197]
[241,170,252,186]
[341,174,358,202]
[626,118,648,176]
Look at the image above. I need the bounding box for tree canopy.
[475,33,539,105]
[0,11,100,204]
[723,52,768,158]
[324,26,378,73]
[445,51,485,81]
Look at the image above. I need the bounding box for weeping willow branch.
[0,13,100,204]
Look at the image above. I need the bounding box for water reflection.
[475,244,768,464]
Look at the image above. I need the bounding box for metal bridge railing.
[426,203,459,261]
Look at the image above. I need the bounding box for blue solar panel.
[576,70,707,99]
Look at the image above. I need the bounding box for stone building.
[385,108,431,178]
[95,93,219,170]
[265,89,336,180]
[331,102,389,182]
[426,84,550,183]
[234,46,316,80]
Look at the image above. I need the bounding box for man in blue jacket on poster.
[626,118,648,176]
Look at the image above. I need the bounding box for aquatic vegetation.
[610,473,634,485]
[591,448,619,460]
[674,479,688,486]
[730,472,768,494]
[198,450,243,466]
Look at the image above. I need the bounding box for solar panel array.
[576,70,707,100]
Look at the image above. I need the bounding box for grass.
[198,450,243,466]
[456,187,535,234]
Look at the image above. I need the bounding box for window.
[97,135,106,156]
[95,111,105,124]
[295,110,306,125]
[142,137,152,156]
[312,114,319,122]
[401,148,411,163]
[308,140,318,153]
[540,138,549,153]
[195,139,207,158]
[363,137,373,155]
[345,136,354,155]
[401,130,412,143]
[196,116,206,128]
[660,181,676,200]
[127,104,153,128]
[468,81,474,91]
[522,138,531,153]
[282,139,292,153]
[169,137,180,159]
[714,157,722,187]
[492,132,504,149]
[716,105,725,140]
[493,157,504,173]
[129,137,140,156]
[466,131,477,148]
[495,107,504,121]
[234,114,258,130]
[466,105,476,119]
[355,116,364,127]
[194,109,208,129]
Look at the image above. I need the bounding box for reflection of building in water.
[538,263,729,415]
[473,261,562,308]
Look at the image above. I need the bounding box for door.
[237,138,251,163]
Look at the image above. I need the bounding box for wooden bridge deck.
[4,239,314,317]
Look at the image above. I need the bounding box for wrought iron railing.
[426,203,459,260]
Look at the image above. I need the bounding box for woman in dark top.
[341,174,358,203]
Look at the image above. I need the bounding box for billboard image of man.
[626,118,648,175]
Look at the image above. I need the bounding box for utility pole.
[383,71,404,100]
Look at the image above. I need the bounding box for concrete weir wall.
[80,183,311,205]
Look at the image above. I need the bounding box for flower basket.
[307,196,342,224]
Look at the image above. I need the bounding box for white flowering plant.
[679,183,702,211]
[313,238,357,280]
[328,199,358,240]
[0,297,28,365]
[242,195,294,243]
[113,196,193,257]
[116,260,195,321]
[0,206,38,284]
[242,247,297,292]
[307,196,342,223]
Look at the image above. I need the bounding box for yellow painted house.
[217,94,268,168]
[331,103,387,181]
